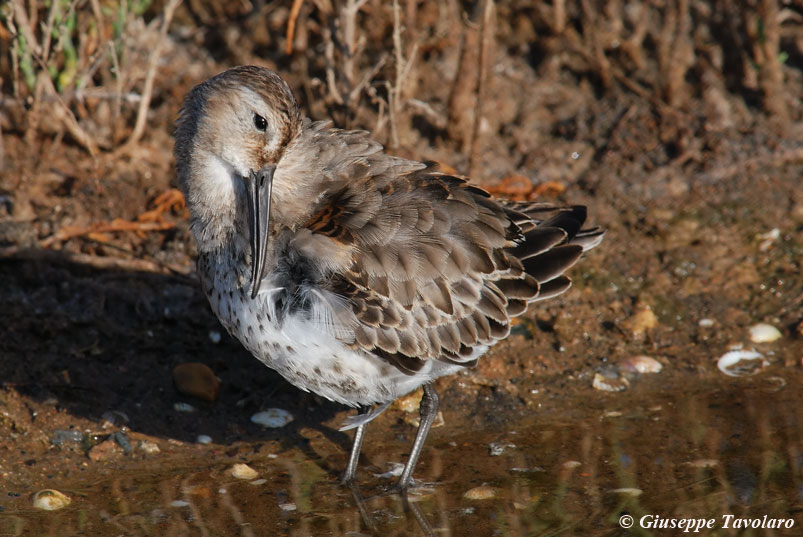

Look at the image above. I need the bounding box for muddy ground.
[1,1,803,535]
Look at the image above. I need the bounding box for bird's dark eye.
[253,114,268,132]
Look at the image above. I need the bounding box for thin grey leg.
[396,383,439,490]
[342,422,367,483]
[402,492,436,537]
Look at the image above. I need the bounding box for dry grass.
[0,0,800,170]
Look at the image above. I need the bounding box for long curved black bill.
[245,165,275,299]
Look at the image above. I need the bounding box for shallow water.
[3,372,803,536]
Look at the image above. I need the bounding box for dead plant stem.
[468,0,494,177]
[118,0,182,154]
[285,0,305,55]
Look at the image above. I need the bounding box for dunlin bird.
[174,66,603,489]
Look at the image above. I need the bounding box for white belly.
[208,282,469,406]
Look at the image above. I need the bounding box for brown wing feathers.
[308,163,600,372]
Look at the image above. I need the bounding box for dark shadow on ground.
[0,251,360,461]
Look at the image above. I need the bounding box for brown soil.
[1,1,802,535]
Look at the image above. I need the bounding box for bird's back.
[290,143,604,376]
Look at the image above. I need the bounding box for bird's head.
[175,66,302,296]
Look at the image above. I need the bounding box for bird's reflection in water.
[346,483,437,537]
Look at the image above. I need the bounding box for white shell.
[619,355,663,374]
[32,489,71,511]
[251,408,294,428]
[196,435,213,444]
[717,350,768,377]
[748,323,782,343]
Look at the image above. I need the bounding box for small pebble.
[698,318,715,328]
[170,500,190,508]
[748,323,782,343]
[464,485,497,500]
[32,489,71,511]
[394,390,421,412]
[619,355,663,374]
[250,408,294,428]
[488,442,516,456]
[249,479,267,486]
[88,438,123,462]
[50,429,83,446]
[279,503,297,511]
[172,362,221,402]
[684,459,719,468]
[757,228,780,251]
[562,461,582,469]
[622,307,658,339]
[112,431,133,453]
[173,402,197,413]
[138,441,161,454]
[374,462,405,479]
[592,373,629,392]
[209,330,222,343]
[101,411,129,428]
[196,435,213,445]
[404,410,445,428]
[717,350,768,377]
[230,463,258,480]
[610,488,643,497]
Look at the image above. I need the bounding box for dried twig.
[406,98,447,130]
[389,0,419,146]
[384,80,399,148]
[41,219,176,247]
[0,246,191,277]
[580,0,611,88]
[39,0,62,65]
[107,42,125,142]
[9,0,39,58]
[468,0,495,177]
[447,13,480,153]
[348,54,387,104]
[754,0,788,126]
[285,0,305,55]
[392,0,404,109]
[322,19,344,105]
[41,188,185,247]
[35,71,101,156]
[553,0,566,33]
[117,0,182,153]
[341,0,370,92]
